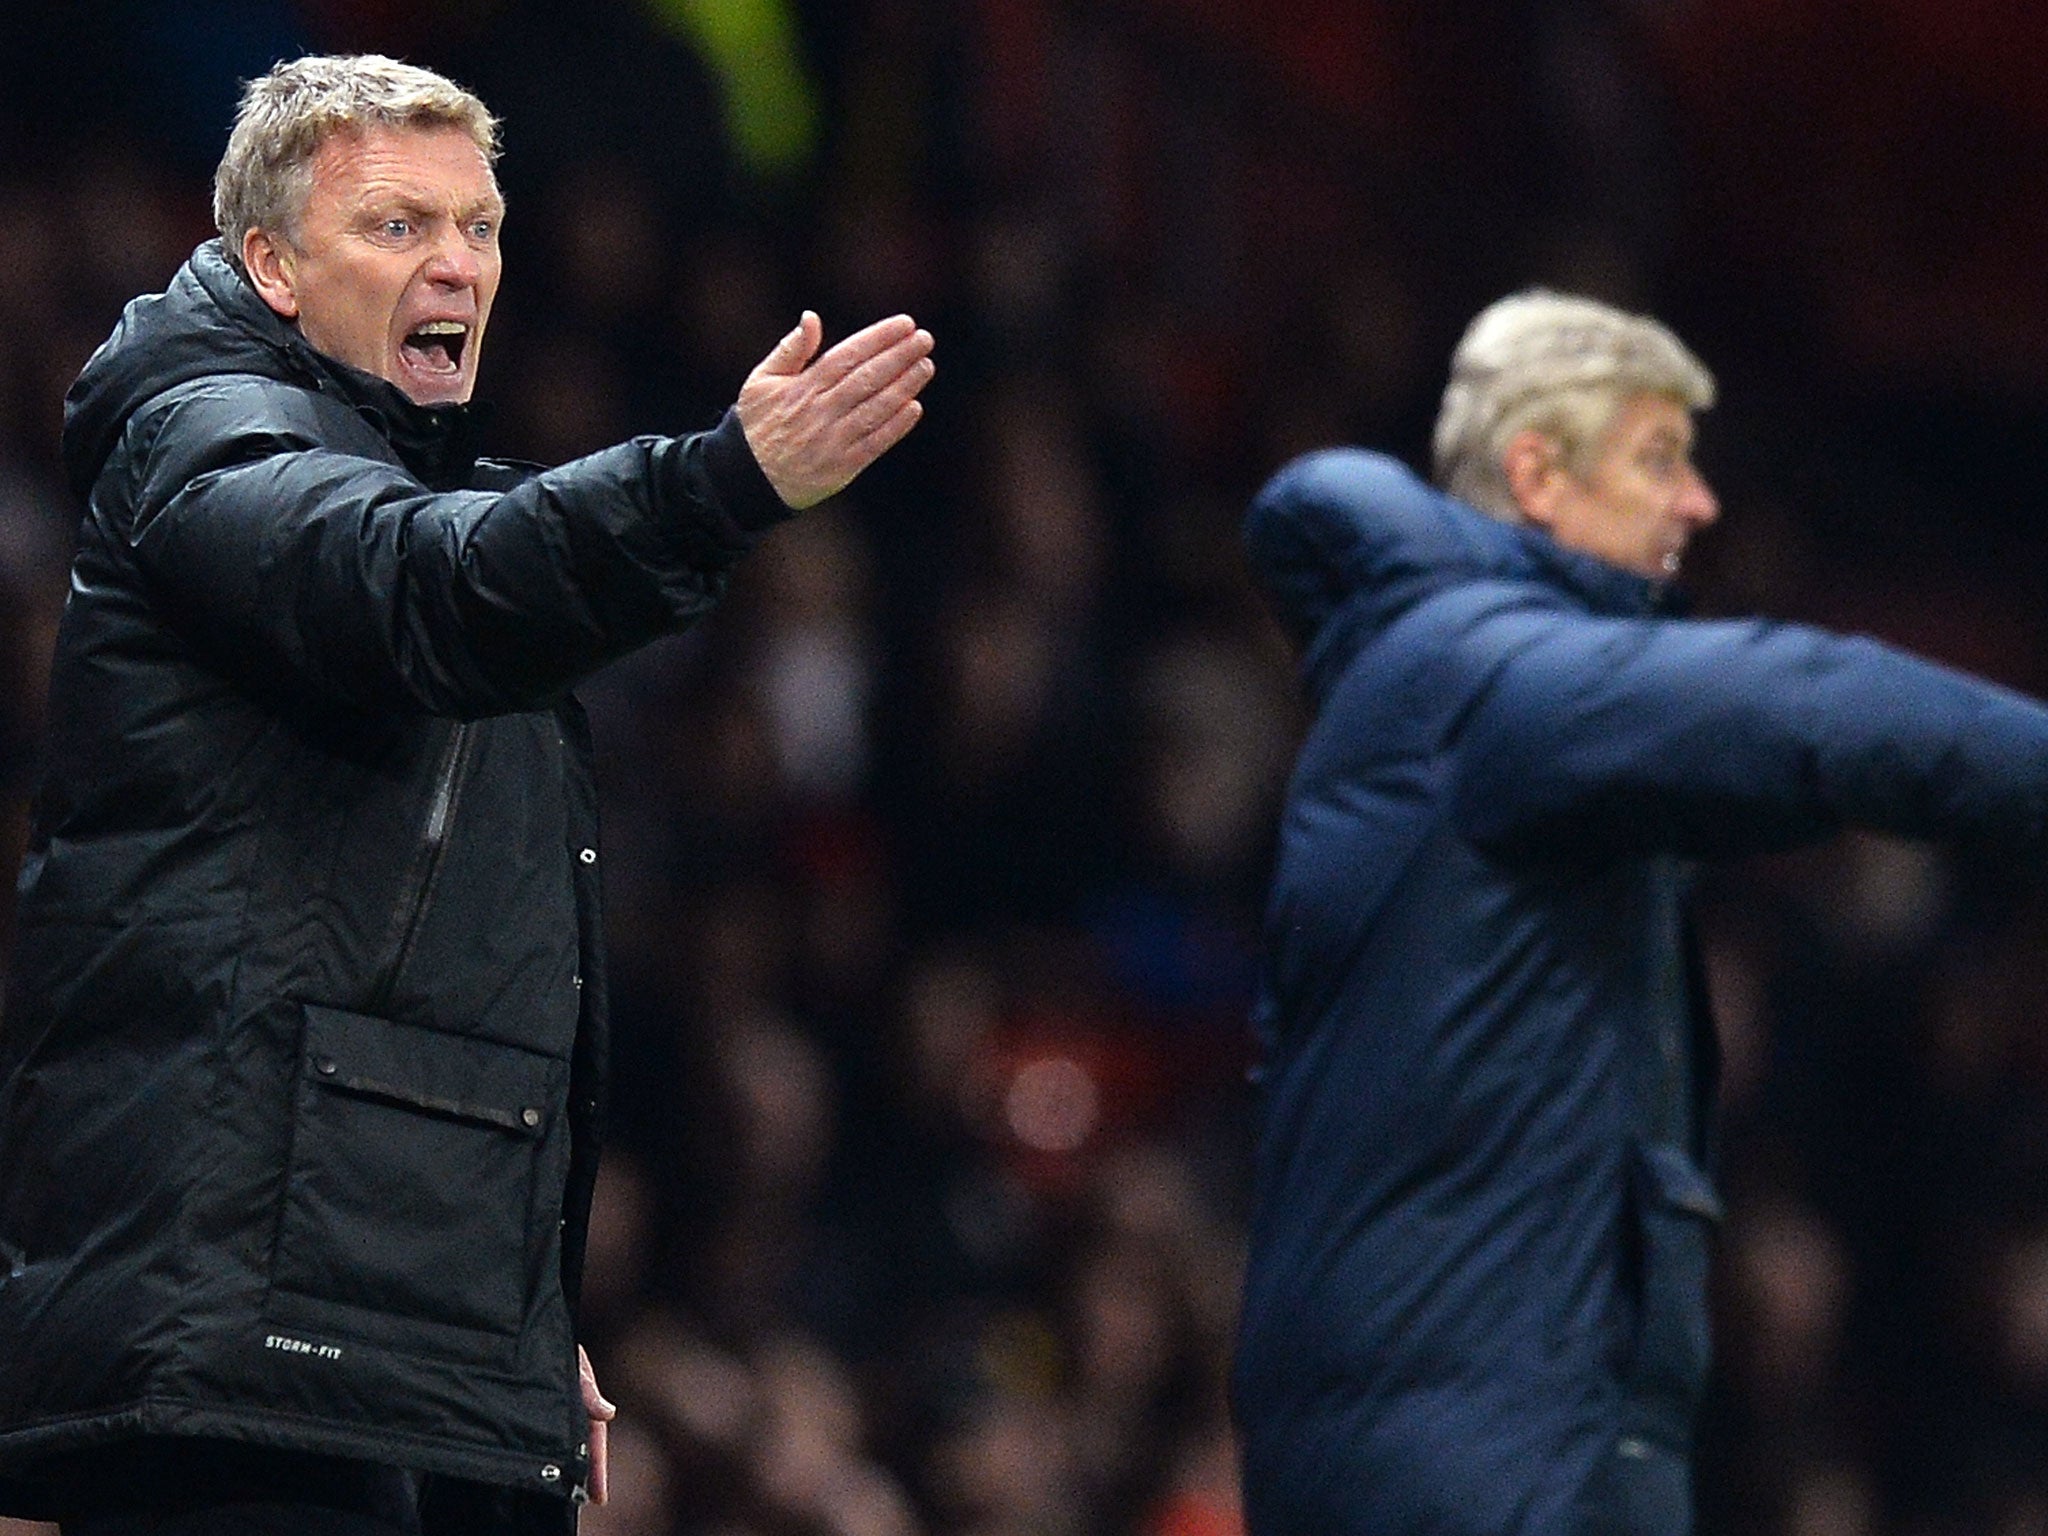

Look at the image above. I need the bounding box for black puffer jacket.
[0,241,788,1525]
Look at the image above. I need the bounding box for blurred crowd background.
[3,2,2047,1534]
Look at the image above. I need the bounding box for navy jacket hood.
[1242,447,1663,702]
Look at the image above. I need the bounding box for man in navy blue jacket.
[1234,291,2048,1534]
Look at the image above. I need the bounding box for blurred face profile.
[1531,394,1720,579]
[242,122,504,405]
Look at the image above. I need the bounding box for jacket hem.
[0,1398,581,1519]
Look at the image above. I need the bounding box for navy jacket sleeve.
[1449,603,2048,863]
[111,376,789,718]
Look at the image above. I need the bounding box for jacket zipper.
[372,721,473,1010]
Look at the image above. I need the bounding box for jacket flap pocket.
[301,1004,556,1138]
[1635,1142,1724,1222]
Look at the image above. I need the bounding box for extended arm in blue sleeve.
[1449,608,2048,863]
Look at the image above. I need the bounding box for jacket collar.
[1519,518,1679,619]
[1244,449,1683,706]
[64,240,483,499]
[187,244,486,491]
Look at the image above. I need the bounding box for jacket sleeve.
[113,378,791,717]
[1448,602,2048,863]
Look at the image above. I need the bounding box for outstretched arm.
[736,312,935,509]
[1449,608,2048,863]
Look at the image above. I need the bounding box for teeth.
[414,321,468,336]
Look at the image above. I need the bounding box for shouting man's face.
[244,122,504,406]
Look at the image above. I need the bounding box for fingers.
[781,350,931,505]
[578,1344,617,1420]
[815,393,928,499]
[836,332,936,410]
[850,395,926,465]
[807,314,928,388]
[735,311,934,508]
[838,352,933,445]
[578,1345,615,1506]
[755,311,824,379]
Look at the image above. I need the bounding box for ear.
[241,227,300,320]
[1501,427,1566,529]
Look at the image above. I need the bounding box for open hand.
[736,312,935,510]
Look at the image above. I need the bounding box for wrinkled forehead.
[1612,392,1698,448]
[302,120,504,212]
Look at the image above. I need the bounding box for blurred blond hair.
[1432,290,1715,522]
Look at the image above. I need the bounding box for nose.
[1678,468,1719,527]
[423,224,482,287]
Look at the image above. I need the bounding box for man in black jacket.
[0,53,932,1535]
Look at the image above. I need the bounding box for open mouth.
[401,320,470,375]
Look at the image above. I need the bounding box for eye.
[468,217,497,242]
[381,217,413,239]
[1639,442,1684,478]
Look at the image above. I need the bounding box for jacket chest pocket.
[267,1004,564,1361]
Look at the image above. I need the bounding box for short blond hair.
[213,54,500,263]
[1431,290,1715,522]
